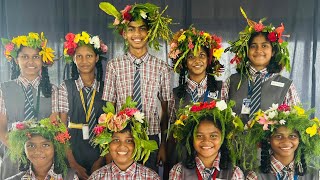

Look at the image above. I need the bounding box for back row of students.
[0,2,316,180]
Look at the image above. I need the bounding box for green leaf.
[102,102,115,114]
[141,139,158,151]
[99,2,121,19]
[1,38,10,45]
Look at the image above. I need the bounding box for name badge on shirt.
[208,91,219,100]
[241,98,251,114]
[82,124,89,140]
[271,81,284,87]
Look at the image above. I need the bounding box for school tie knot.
[280,167,290,180]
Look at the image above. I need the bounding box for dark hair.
[70,45,104,82]
[13,46,52,97]
[260,131,307,175]
[247,32,282,73]
[182,115,229,170]
[176,46,219,99]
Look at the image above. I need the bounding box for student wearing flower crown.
[165,26,225,179]
[169,100,245,180]
[5,118,78,180]
[57,31,108,179]
[88,97,159,179]
[241,104,320,179]
[0,32,57,179]
[99,2,173,173]
[222,8,300,124]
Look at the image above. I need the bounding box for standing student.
[169,100,244,180]
[57,31,108,179]
[5,118,78,180]
[99,2,173,173]
[243,104,320,179]
[165,26,224,179]
[0,32,57,179]
[222,8,300,123]
[89,97,159,180]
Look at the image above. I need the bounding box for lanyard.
[196,167,218,180]
[79,88,96,123]
[203,89,210,102]
[276,173,298,180]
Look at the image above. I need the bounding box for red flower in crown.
[254,23,265,32]
[268,32,278,42]
[230,55,241,64]
[16,122,26,130]
[65,33,76,42]
[275,23,285,43]
[93,125,105,135]
[121,5,132,21]
[55,131,71,144]
[278,104,291,112]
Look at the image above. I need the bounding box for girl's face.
[25,135,54,168]
[109,131,135,170]
[193,120,222,163]
[73,45,98,75]
[186,47,208,78]
[248,34,274,71]
[270,126,299,163]
[16,47,43,80]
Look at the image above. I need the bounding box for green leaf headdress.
[169,26,224,75]
[1,32,55,65]
[99,2,173,50]
[169,100,244,166]
[8,118,71,175]
[225,7,290,87]
[239,104,320,171]
[93,96,158,164]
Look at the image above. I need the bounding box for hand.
[157,142,166,166]
[70,162,89,180]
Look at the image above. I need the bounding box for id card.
[241,98,251,114]
[208,91,219,100]
[82,124,89,140]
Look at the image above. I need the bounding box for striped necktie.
[24,84,36,120]
[280,167,289,180]
[84,87,96,146]
[249,72,262,120]
[191,88,199,102]
[133,59,143,111]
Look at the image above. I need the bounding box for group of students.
[0,2,319,180]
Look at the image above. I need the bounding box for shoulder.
[231,166,245,179]
[5,171,26,180]
[170,163,183,175]
[149,54,171,69]
[245,170,258,180]
[136,163,160,178]
[89,164,111,179]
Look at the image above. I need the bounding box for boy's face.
[123,20,148,52]
[270,126,299,163]
[110,131,135,170]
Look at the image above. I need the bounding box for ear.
[95,55,99,63]
[272,50,275,57]
[122,30,127,40]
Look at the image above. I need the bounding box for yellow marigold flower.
[12,36,27,48]
[74,34,81,43]
[28,32,39,40]
[306,124,318,137]
[254,110,264,121]
[213,48,224,60]
[63,48,68,55]
[293,106,305,116]
[178,34,186,42]
[174,119,184,126]
[80,31,90,44]
[312,117,319,123]
[105,112,114,123]
[39,47,54,63]
[203,32,211,39]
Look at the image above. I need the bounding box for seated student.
[5,118,78,180]
[88,97,159,180]
[243,104,320,179]
[169,100,244,180]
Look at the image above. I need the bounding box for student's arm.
[0,113,8,147]
[66,148,89,179]
[91,156,105,174]
[157,100,169,166]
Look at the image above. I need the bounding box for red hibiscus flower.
[278,104,291,112]
[93,125,105,135]
[65,33,75,42]
[67,48,75,55]
[275,23,285,43]
[254,23,265,32]
[267,32,278,42]
[121,5,132,21]
[64,41,77,49]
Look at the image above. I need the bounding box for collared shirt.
[57,77,100,113]
[88,161,160,180]
[20,164,79,180]
[102,52,171,135]
[221,66,301,105]
[246,155,295,180]
[169,153,244,180]
[0,75,58,115]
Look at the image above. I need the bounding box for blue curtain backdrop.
[0,0,319,116]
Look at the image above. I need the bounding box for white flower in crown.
[90,36,101,49]
[134,111,145,123]
[267,110,278,119]
[265,103,279,113]
[231,112,236,117]
[216,100,227,111]
[279,119,286,125]
[140,10,147,19]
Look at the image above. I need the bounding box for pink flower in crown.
[113,18,120,26]
[124,108,139,117]
[169,49,181,59]
[16,122,25,130]
[100,43,108,53]
[258,115,276,130]
[268,32,277,42]
[107,114,128,132]
[65,33,76,42]
[188,41,194,49]
[5,43,14,52]
[254,23,265,32]
[278,104,291,112]
[121,5,132,21]
[93,125,105,135]
[55,131,71,144]
[170,42,177,49]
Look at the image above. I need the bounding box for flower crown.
[170,100,244,165]
[63,31,108,63]
[93,97,158,164]
[225,7,290,78]
[1,32,55,65]
[169,26,224,75]
[99,2,173,50]
[8,118,71,174]
[240,104,320,171]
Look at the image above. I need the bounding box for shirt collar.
[186,75,208,92]
[270,155,295,175]
[111,161,136,176]
[249,65,269,80]
[195,152,221,172]
[127,51,150,64]
[75,77,100,92]
[18,75,41,89]
[26,163,56,178]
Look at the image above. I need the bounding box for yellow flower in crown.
[11,36,27,48]
[293,105,305,116]
[28,32,40,40]
[74,31,90,44]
